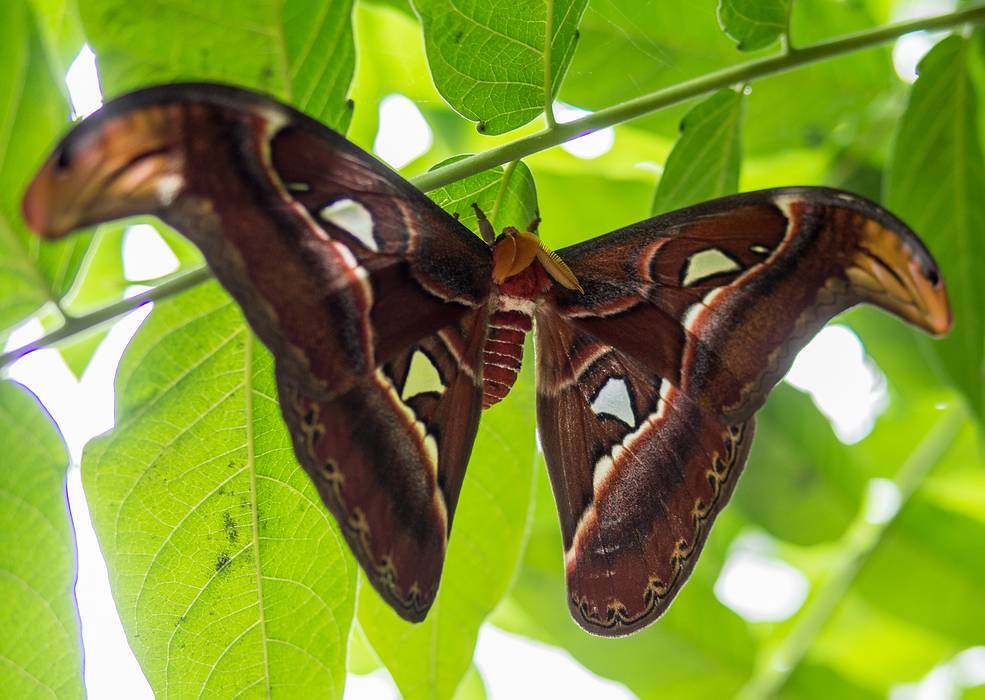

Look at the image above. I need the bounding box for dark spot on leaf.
[261,65,274,80]
[216,552,231,572]
[476,122,487,134]
[803,125,824,148]
[454,30,464,43]
[223,512,238,543]
[346,98,355,111]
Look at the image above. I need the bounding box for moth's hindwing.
[278,309,487,618]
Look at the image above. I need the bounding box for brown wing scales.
[278,309,487,619]
[536,309,753,635]
[538,188,949,635]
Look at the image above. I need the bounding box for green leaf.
[783,661,881,700]
[78,0,356,130]
[0,1,91,336]
[533,166,655,249]
[346,620,381,675]
[428,158,538,234]
[82,282,357,698]
[358,363,537,699]
[28,0,87,77]
[412,0,588,134]
[561,0,894,156]
[0,381,83,699]
[717,0,790,52]
[885,36,985,422]
[738,384,864,545]
[856,495,985,649]
[651,88,743,215]
[452,665,487,700]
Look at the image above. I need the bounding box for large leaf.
[412,0,588,134]
[737,384,864,546]
[885,35,985,422]
[428,158,538,234]
[82,282,357,698]
[651,88,744,215]
[0,1,91,336]
[0,381,83,699]
[855,494,985,649]
[78,0,356,130]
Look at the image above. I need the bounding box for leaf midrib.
[244,334,272,699]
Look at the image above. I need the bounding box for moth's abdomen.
[482,309,532,408]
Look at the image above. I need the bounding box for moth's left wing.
[21,83,495,623]
[536,187,950,635]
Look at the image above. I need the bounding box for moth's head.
[491,226,583,293]
[23,100,185,239]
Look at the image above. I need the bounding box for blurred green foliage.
[2,0,984,698]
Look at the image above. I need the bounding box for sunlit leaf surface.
[0,2,91,337]
[82,283,357,698]
[413,0,587,134]
[651,89,743,215]
[886,35,985,422]
[0,381,83,699]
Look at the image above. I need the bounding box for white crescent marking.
[682,248,741,287]
[154,174,184,206]
[590,377,635,427]
[320,198,378,252]
[402,350,445,400]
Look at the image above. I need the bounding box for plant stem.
[411,4,985,192]
[735,405,966,700]
[0,266,211,370]
[6,4,984,365]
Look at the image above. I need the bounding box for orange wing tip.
[21,103,186,240]
[852,221,953,338]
